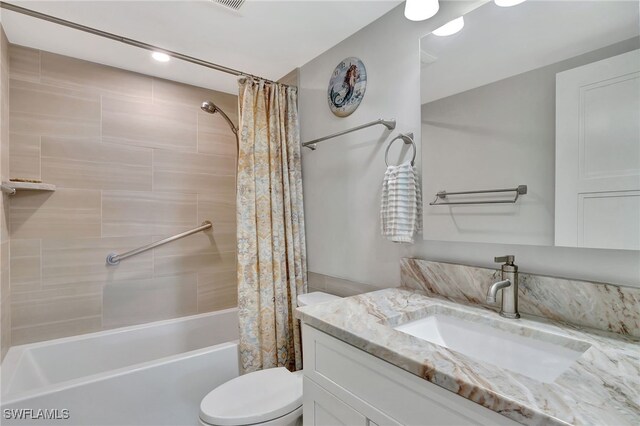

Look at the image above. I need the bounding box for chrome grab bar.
[106,221,213,265]
[302,118,396,150]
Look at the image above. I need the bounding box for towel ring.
[385,132,416,166]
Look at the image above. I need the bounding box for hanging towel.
[380,161,422,243]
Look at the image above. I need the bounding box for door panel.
[556,49,640,249]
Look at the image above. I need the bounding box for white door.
[555,49,640,250]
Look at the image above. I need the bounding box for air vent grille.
[213,0,246,11]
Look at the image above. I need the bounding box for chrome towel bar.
[429,185,527,205]
[106,221,213,265]
[302,118,396,150]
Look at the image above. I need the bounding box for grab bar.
[106,221,213,265]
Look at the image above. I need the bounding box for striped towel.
[380,161,422,243]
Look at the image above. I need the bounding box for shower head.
[201,101,219,114]
[200,100,239,138]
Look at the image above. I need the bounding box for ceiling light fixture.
[151,51,170,62]
[494,0,527,7]
[404,0,439,22]
[433,16,465,37]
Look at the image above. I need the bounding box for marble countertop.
[296,288,640,426]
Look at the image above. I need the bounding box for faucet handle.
[494,255,515,265]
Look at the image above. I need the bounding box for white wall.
[299,2,640,289]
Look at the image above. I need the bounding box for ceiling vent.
[212,0,246,12]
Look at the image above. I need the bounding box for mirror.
[420,0,639,249]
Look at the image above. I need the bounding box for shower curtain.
[236,78,307,374]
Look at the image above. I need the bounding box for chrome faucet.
[486,255,520,319]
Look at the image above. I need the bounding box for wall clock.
[327,57,367,117]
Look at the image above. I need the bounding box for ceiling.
[1,0,402,94]
[420,0,640,103]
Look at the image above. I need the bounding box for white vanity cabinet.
[302,324,521,426]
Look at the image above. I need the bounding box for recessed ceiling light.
[151,52,170,62]
[495,0,527,7]
[404,0,439,22]
[433,17,464,37]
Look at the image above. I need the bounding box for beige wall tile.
[10,79,101,138]
[197,111,238,157]
[154,241,236,277]
[154,170,235,195]
[1,295,10,358]
[41,52,152,99]
[10,281,102,343]
[153,229,235,257]
[102,191,197,237]
[0,27,9,360]
[102,97,197,151]
[41,236,154,287]
[12,292,101,328]
[1,195,8,245]
[5,47,240,345]
[198,270,237,313]
[10,188,101,239]
[41,137,152,190]
[152,78,238,121]
[9,133,41,181]
[198,192,236,231]
[103,273,197,328]
[10,239,41,293]
[154,148,235,176]
[1,242,9,311]
[12,317,102,346]
[9,45,40,82]
[153,149,235,196]
[11,283,104,305]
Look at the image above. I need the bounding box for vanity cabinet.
[302,324,520,426]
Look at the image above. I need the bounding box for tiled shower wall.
[7,45,238,346]
[1,26,10,360]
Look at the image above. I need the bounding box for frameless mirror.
[420,0,639,249]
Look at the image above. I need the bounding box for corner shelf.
[1,181,56,195]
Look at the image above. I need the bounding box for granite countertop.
[296,288,640,426]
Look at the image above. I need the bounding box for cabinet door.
[303,377,367,426]
[556,49,640,249]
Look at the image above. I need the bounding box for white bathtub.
[0,309,240,425]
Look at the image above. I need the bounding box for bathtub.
[0,309,240,425]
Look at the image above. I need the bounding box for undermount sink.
[394,308,591,383]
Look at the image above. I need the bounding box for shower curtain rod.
[0,1,287,87]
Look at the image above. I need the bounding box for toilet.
[199,292,342,426]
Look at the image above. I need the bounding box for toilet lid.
[200,367,303,426]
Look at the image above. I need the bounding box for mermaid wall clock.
[327,57,367,117]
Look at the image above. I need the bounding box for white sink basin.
[394,310,590,383]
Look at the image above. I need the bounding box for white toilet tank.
[296,291,341,307]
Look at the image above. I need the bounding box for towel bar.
[429,185,527,205]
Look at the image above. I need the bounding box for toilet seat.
[200,368,303,426]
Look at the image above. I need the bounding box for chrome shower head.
[201,101,219,114]
[200,100,239,138]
